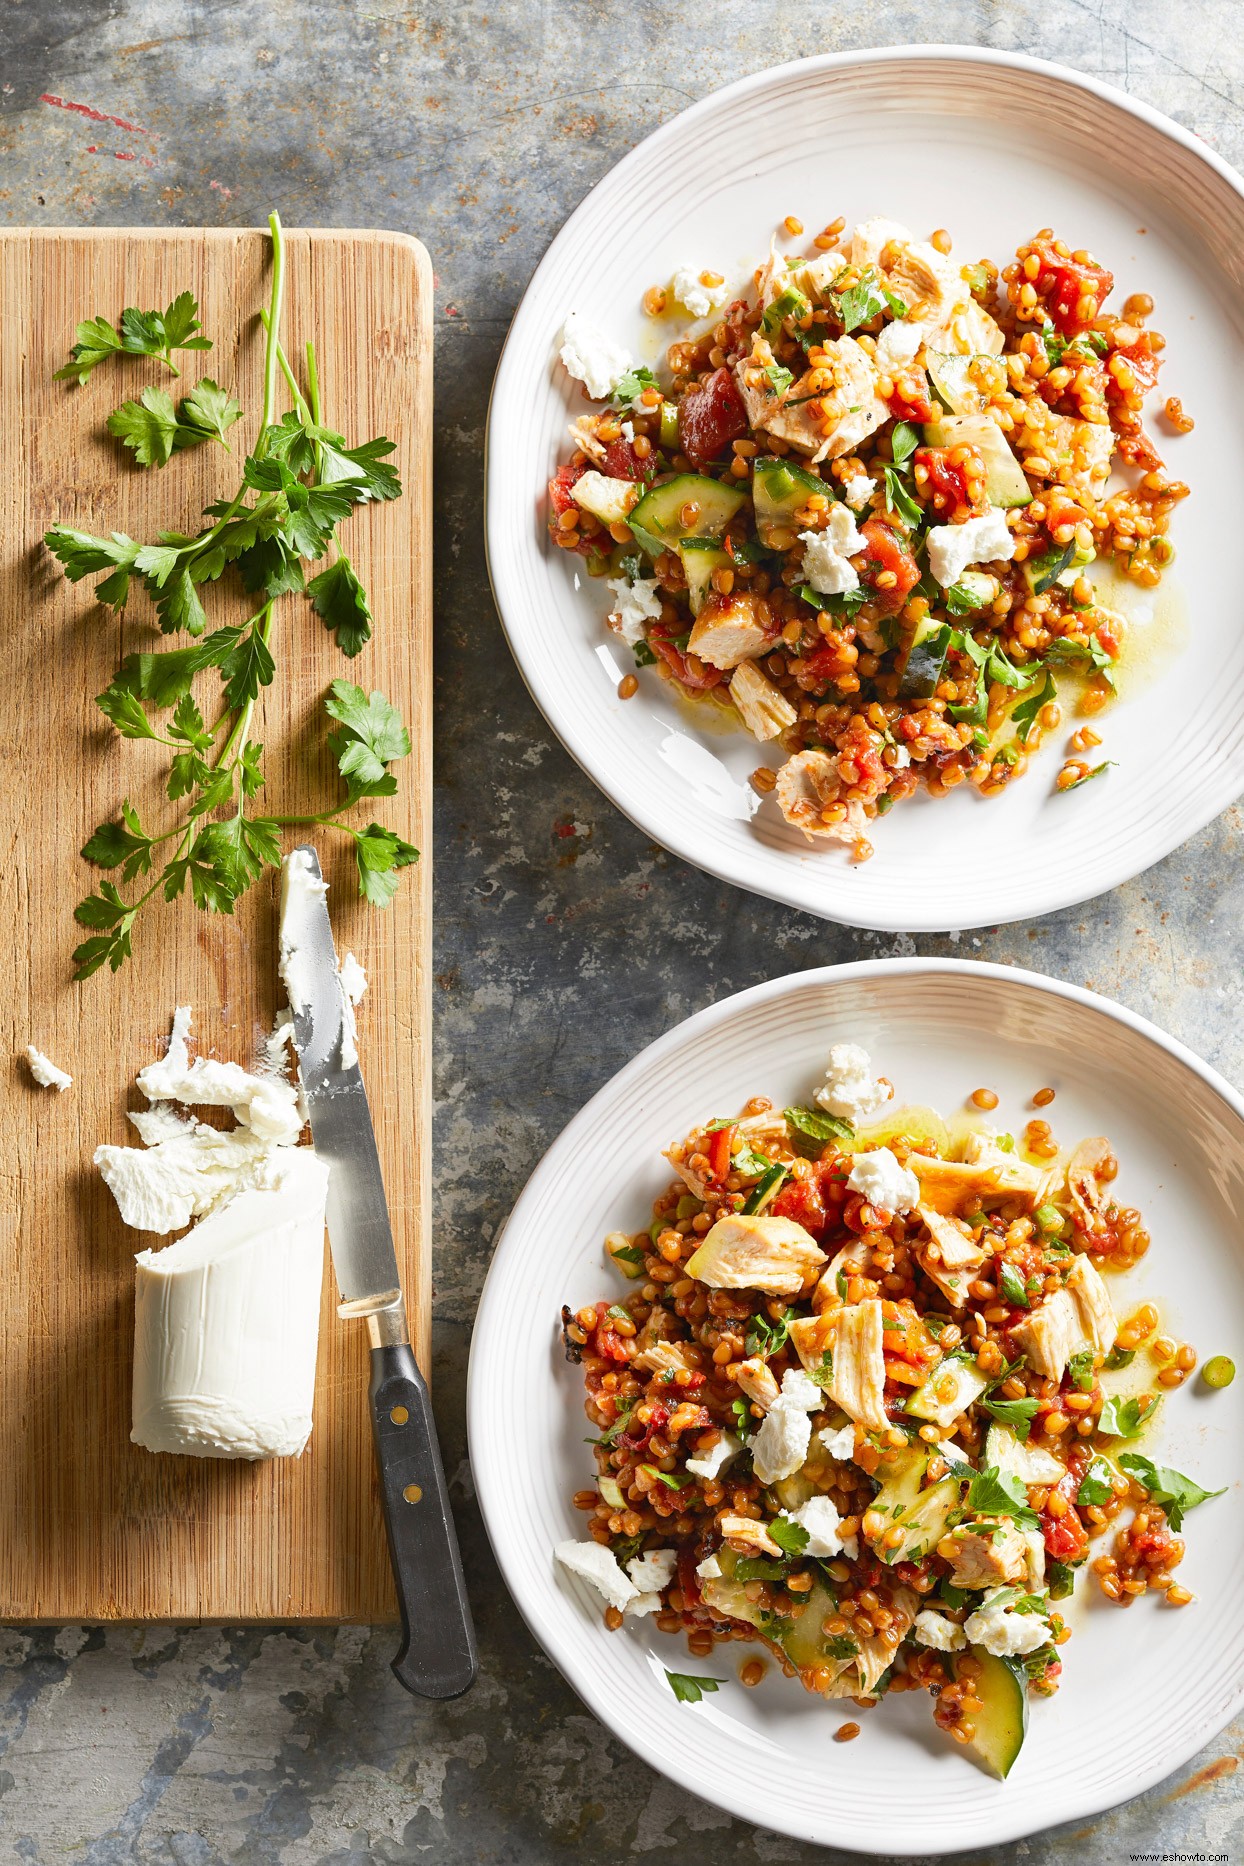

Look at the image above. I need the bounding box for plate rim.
[484,43,1244,933]
[467,955,1244,1851]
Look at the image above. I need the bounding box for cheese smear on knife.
[95,888,355,1458]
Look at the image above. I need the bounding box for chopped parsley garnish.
[1117,1454,1226,1530]
[823,1634,860,1661]
[613,364,660,405]
[783,1104,853,1155]
[641,1464,687,1490]
[745,1306,795,1360]
[1076,1453,1116,1507]
[981,1394,1040,1440]
[1097,1393,1159,1440]
[1067,1349,1096,1393]
[882,466,922,528]
[762,286,811,336]
[763,361,794,397]
[665,1670,725,1704]
[1010,668,1057,735]
[632,639,657,667]
[965,1465,1039,1529]
[1061,760,1116,791]
[1104,1344,1136,1371]
[769,1517,811,1557]
[998,1261,1031,1309]
[830,267,906,333]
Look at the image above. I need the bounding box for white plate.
[468,961,1244,1851]
[486,47,1244,931]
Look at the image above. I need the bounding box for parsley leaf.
[831,268,891,334]
[823,1634,860,1661]
[632,639,657,667]
[351,821,420,907]
[1046,1559,1077,1600]
[307,555,374,657]
[1116,1454,1226,1530]
[325,680,412,795]
[1076,1453,1116,1507]
[889,422,920,470]
[106,379,243,468]
[56,292,212,382]
[981,1395,1040,1441]
[1104,1345,1135,1371]
[613,365,659,405]
[783,1105,853,1155]
[763,361,794,397]
[1062,760,1116,791]
[769,1516,810,1557]
[1043,634,1117,689]
[965,1464,1039,1529]
[1067,1350,1096,1393]
[882,466,923,528]
[1010,668,1057,736]
[998,1261,1030,1309]
[1097,1393,1159,1440]
[745,1306,795,1360]
[665,1670,725,1704]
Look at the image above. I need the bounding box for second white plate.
[486,46,1244,929]
[469,960,1244,1851]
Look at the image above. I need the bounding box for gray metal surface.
[2,2,1243,1860]
[284,847,402,1310]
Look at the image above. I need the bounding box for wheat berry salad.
[555,1048,1226,1777]
[548,218,1191,859]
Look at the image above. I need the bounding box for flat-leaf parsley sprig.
[45,210,417,980]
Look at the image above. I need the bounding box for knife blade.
[280,846,477,1700]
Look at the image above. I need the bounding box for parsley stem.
[261,210,286,441]
[258,312,311,422]
[305,341,321,424]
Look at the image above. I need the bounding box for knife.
[280,846,477,1699]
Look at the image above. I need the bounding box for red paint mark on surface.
[445,304,461,317]
[40,93,151,134]
[553,823,576,840]
[86,143,154,166]
[210,180,235,199]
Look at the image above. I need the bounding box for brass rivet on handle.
[390,1404,409,1425]
[403,1483,423,1505]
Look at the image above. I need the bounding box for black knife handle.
[369,1338,478,1698]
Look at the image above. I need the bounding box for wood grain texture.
[0,229,432,1622]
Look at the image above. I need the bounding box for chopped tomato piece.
[677,1545,703,1609]
[586,1300,634,1365]
[1106,328,1161,402]
[600,436,655,483]
[648,620,724,691]
[1042,1470,1090,1563]
[881,1301,940,1367]
[1026,237,1113,335]
[617,1400,669,1453]
[886,369,935,424]
[705,1124,734,1182]
[679,367,749,468]
[858,517,920,615]
[770,1157,847,1238]
[915,444,985,516]
[548,460,587,517]
[1043,488,1088,537]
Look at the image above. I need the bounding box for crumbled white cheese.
[96,1008,307,1235]
[782,1495,857,1559]
[625,1591,665,1617]
[927,507,1016,588]
[819,1422,856,1462]
[621,419,635,443]
[751,1394,812,1485]
[963,1588,1052,1657]
[814,1042,891,1124]
[555,1538,637,1612]
[695,1552,723,1580]
[844,473,876,509]
[847,1146,920,1216]
[780,1366,824,1411]
[685,1431,742,1480]
[913,1609,966,1652]
[137,1004,303,1147]
[889,744,911,769]
[670,265,731,321]
[875,319,923,373]
[131,1148,330,1459]
[606,574,663,646]
[559,312,633,402]
[627,1549,677,1594]
[24,1045,71,1091]
[337,951,368,1071]
[800,503,867,597]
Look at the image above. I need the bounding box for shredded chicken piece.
[734,1357,781,1411]
[720,1515,782,1558]
[774,750,868,846]
[1066,1135,1114,1225]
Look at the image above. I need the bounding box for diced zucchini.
[751,456,827,548]
[878,1474,964,1565]
[906,1355,990,1427]
[899,618,951,700]
[779,1579,840,1670]
[628,474,746,559]
[659,401,679,451]
[869,1444,928,1518]
[927,353,986,416]
[950,570,999,611]
[1023,539,1095,593]
[679,537,731,616]
[598,1476,624,1509]
[956,1649,1028,1779]
[922,414,1032,509]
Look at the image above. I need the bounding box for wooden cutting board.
[0,228,432,1621]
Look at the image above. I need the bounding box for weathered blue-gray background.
[2,1,1242,1859]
